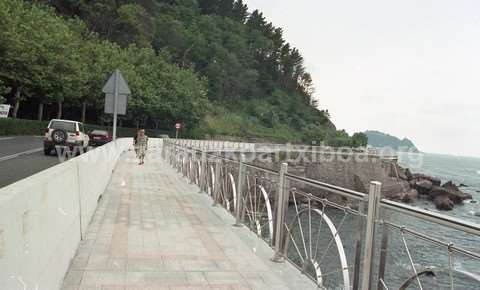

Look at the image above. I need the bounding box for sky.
[244,0,480,157]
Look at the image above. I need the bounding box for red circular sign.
[175,123,181,129]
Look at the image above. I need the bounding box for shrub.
[0,118,139,137]
[0,118,48,136]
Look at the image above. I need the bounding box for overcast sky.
[245,0,480,157]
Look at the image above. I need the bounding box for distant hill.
[364,130,419,152]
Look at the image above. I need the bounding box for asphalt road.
[0,136,60,188]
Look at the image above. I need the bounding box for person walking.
[134,129,148,165]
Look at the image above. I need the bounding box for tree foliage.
[0,0,364,143]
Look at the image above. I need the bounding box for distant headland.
[364,130,419,152]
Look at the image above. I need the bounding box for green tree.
[351,132,369,148]
[0,80,7,103]
[113,3,153,48]
[2,0,359,145]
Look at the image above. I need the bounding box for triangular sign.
[102,69,131,95]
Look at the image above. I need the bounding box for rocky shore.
[388,165,473,210]
[248,151,474,211]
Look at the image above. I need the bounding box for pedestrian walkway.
[61,147,316,290]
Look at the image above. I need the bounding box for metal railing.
[161,139,480,290]
[170,138,398,160]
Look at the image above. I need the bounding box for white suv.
[43,119,90,155]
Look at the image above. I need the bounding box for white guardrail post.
[234,154,246,227]
[272,162,288,262]
[361,181,382,290]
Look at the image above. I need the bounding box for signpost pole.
[175,123,181,139]
[112,70,119,141]
[103,69,130,137]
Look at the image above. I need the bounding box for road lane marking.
[0,137,14,141]
[0,147,43,163]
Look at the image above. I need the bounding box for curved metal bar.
[195,160,201,185]
[395,261,480,290]
[283,207,350,289]
[398,270,435,290]
[258,184,274,241]
[207,165,215,196]
[228,173,237,211]
[242,182,274,242]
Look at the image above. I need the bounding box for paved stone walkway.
[61,147,316,290]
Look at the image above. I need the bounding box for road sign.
[103,70,131,141]
[175,123,181,139]
[104,93,127,115]
[0,104,10,118]
[102,70,131,95]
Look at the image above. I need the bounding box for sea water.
[397,152,480,222]
[383,152,480,289]
[285,152,480,289]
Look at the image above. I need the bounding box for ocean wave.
[456,264,480,282]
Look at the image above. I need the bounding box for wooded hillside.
[0,0,366,145]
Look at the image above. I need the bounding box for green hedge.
[0,118,48,136]
[0,118,162,137]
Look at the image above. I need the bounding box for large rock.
[353,174,367,193]
[397,189,418,203]
[429,186,472,204]
[412,174,441,186]
[394,164,408,180]
[389,164,413,181]
[404,168,413,181]
[381,179,412,199]
[415,180,433,194]
[442,181,459,192]
[434,195,454,210]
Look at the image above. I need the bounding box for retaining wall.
[0,139,132,290]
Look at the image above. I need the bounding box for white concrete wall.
[0,138,131,290]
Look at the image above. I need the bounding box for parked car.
[43,119,90,155]
[88,130,112,146]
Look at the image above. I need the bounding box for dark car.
[88,130,112,146]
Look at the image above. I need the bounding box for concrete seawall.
[0,139,133,290]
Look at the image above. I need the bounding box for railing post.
[213,159,221,206]
[179,150,184,174]
[234,154,246,227]
[199,151,207,193]
[188,152,194,183]
[377,218,390,290]
[352,201,366,290]
[361,181,382,290]
[182,153,187,177]
[161,140,166,159]
[272,162,288,262]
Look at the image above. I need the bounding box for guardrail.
[171,138,398,160]
[162,139,480,290]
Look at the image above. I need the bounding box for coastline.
[397,151,480,221]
